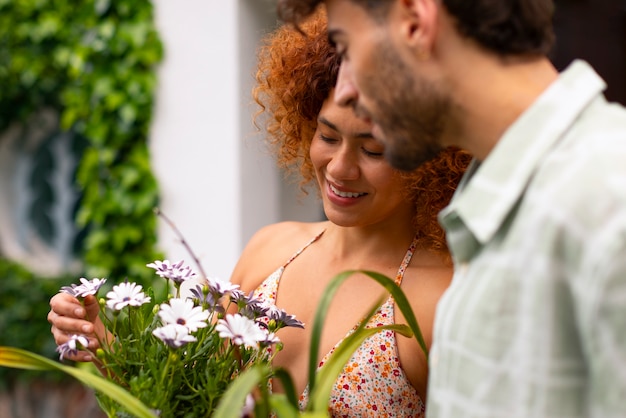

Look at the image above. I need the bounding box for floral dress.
[253,231,425,417]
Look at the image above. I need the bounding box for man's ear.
[396,0,438,59]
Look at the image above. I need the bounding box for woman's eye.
[362,148,383,157]
[319,134,338,144]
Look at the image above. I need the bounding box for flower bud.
[266,319,277,331]
[96,348,106,359]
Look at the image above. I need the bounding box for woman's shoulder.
[401,251,453,300]
[231,221,328,291]
[247,220,326,250]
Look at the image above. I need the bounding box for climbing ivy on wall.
[0,0,164,281]
[0,0,165,382]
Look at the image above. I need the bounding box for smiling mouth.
[330,184,366,198]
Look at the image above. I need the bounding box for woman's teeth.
[330,184,365,198]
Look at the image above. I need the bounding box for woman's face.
[310,91,413,228]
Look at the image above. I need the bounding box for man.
[276,1,626,417]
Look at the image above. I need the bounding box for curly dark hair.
[276,0,555,55]
[254,9,471,257]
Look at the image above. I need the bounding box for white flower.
[215,314,270,349]
[146,259,196,284]
[158,298,209,332]
[60,278,107,298]
[153,324,197,348]
[106,282,151,311]
[56,334,89,361]
[206,276,240,297]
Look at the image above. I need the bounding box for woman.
[49,10,470,416]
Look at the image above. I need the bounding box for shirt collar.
[440,60,606,247]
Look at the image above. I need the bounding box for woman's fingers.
[49,293,86,318]
[48,293,104,362]
[48,310,94,335]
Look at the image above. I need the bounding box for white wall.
[150,0,321,280]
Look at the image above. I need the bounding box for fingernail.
[82,324,91,333]
[75,308,85,317]
[84,355,92,362]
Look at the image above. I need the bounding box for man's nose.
[334,62,358,108]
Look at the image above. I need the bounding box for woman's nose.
[334,63,358,108]
[326,147,360,180]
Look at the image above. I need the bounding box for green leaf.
[0,346,157,418]
[305,270,428,411]
[268,394,301,418]
[308,323,412,412]
[213,364,271,418]
[307,270,355,396]
[359,270,429,357]
[272,367,299,410]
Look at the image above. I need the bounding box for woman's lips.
[326,182,367,207]
[329,183,365,198]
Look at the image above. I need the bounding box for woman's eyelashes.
[319,134,338,144]
[318,134,383,158]
[362,148,383,157]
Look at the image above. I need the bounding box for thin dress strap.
[252,229,325,305]
[394,235,419,285]
[281,229,325,269]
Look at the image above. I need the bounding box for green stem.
[160,352,175,388]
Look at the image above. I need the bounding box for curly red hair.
[254,9,471,257]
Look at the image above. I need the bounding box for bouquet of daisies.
[55,259,303,417]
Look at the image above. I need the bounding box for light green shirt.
[428,60,626,418]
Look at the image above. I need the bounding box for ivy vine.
[0,0,164,281]
[0,0,165,380]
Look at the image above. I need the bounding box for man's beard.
[362,41,451,171]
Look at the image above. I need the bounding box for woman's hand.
[48,293,106,362]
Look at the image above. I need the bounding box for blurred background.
[0,0,623,416]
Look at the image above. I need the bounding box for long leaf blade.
[360,270,429,357]
[268,394,301,418]
[272,367,300,409]
[0,347,157,418]
[305,269,427,413]
[308,322,411,412]
[307,270,357,395]
[213,364,271,418]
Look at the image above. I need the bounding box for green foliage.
[0,347,157,418]
[1,270,430,417]
[0,0,164,283]
[92,278,279,417]
[1,266,295,417]
[0,258,75,388]
[0,0,164,392]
